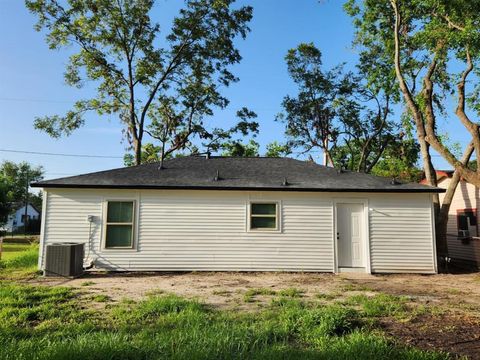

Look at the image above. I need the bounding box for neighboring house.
[1,203,40,233]
[32,156,442,274]
[422,170,480,267]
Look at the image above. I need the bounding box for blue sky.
[0,0,466,180]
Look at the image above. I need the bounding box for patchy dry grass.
[2,246,479,358]
[0,281,450,360]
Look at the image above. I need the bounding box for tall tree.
[345,0,480,258]
[26,0,253,165]
[0,176,12,227]
[1,161,44,207]
[278,43,403,173]
[277,43,349,167]
[0,161,44,230]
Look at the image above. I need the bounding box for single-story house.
[1,203,41,233]
[422,170,480,267]
[32,156,443,274]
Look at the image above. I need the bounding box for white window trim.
[102,199,136,250]
[247,201,281,232]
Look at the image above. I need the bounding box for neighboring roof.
[420,170,455,184]
[32,156,444,193]
[11,202,41,214]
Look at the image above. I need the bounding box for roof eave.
[31,183,445,193]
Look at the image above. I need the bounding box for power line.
[0,148,123,159]
[0,97,76,104]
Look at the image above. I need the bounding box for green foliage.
[345,0,480,182]
[123,143,162,167]
[0,161,44,226]
[0,284,449,360]
[265,141,291,157]
[370,139,423,181]
[202,107,259,157]
[278,42,408,173]
[26,0,254,165]
[221,139,260,157]
[0,176,11,226]
[277,43,349,166]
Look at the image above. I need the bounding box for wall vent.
[44,243,84,277]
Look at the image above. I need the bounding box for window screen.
[105,201,134,248]
[250,203,277,230]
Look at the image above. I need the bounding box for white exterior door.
[336,203,365,268]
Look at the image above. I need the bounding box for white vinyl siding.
[39,189,436,273]
[40,189,334,272]
[369,194,436,273]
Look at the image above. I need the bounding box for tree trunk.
[436,141,474,260]
[134,138,142,166]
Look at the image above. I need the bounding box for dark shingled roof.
[31,156,444,193]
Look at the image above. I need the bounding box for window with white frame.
[104,201,135,248]
[457,208,477,238]
[249,203,278,230]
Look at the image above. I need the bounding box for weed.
[145,289,166,296]
[316,292,339,301]
[212,289,232,296]
[345,293,408,318]
[243,288,276,302]
[91,294,110,303]
[341,282,374,292]
[446,288,464,295]
[278,287,304,298]
[80,281,95,287]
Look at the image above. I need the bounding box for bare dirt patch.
[381,314,480,360]
[27,271,480,312]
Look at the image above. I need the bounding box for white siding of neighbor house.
[438,178,480,265]
[39,189,436,273]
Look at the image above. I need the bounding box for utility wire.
[0,97,76,104]
[0,148,123,159]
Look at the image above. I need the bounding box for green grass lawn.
[0,246,453,359]
[1,243,35,261]
[0,242,39,279]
